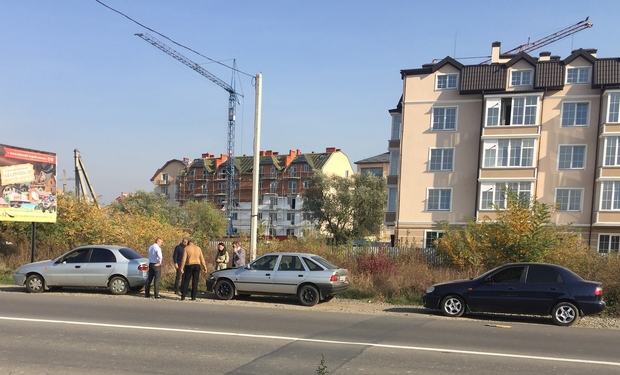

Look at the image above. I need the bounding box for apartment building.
[172,147,353,237]
[150,159,188,205]
[388,42,620,253]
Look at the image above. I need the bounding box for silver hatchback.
[13,245,149,295]
[206,252,349,306]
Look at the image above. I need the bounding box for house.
[175,147,353,237]
[150,159,188,205]
[354,152,390,178]
[388,42,620,254]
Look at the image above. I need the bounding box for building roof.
[149,159,186,181]
[355,152,390,165]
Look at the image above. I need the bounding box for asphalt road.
[1,287,619,375]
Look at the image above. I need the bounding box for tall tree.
[303,172,386,245]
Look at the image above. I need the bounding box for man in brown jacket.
[180,240,208,301]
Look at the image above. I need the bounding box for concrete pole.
[250,73,262,261]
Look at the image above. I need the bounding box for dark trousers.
[145,263,161,297]
[174,265,184,293]
[181,264,201,299]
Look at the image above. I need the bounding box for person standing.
[180,240,207,301]
[214,242,229,270]
[145,237,164,299]
[232,241,246,268]
[173,238,188,295]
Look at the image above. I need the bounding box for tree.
[303,172,387,245]
[179,201,227,245]
[108,190,184,226]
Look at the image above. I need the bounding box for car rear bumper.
[126,275,147,287]
[317,281,349,296]
[580,300,606,316]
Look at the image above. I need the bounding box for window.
[304,164,311,173]
[270,166,277,178]
[598,234,620,254]
[387,188,397,212]
[424,231,443,249]
[426,189,451,211]
[302,212,313,221]
[436,74,458,90]
[601,181,620,210]
[391,114,402,140]
[555,188,583,212]
[161,187,168,196]
[251,255,278,271]
[187,182,195,191]
[269,213,277,223]
[288,181,297,193]
[489,267,525,283]
[429,148,454,172]
[561,102,589,127]
[483,139,535,168]
[287,197,296,209]
[608,93,620,123]
[189,169,196,177]
[525,265,562,284]
[161,173,168,183]
[432,107,457,130]
[510,70,532,86]
[566,67,590,84]
[480,182,532,209]
[90,249,116,263]
[361,167,383,177]
[259,181,264,190]
[303,180,310,189]
[485,96,538,126]
[217,182,225,190]
[558,145,585,169]
[389,151,399,175]
[287,212,295,224]
[231,212,238,220]
[290,165,297,177]
[270,182,278,194]
[604,137,620,166]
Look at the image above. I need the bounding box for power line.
[94,0,254,78]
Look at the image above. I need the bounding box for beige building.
[150,159,188,205]
[389,42,620,254]
[354,152,390,178]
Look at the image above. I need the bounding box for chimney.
[259,151,266,157]
[326,147,337,153]
[538,51,551,62]
[284,150,296,167]
[201,153,209,158]
[215,154,228,168]
[265,150,273,156]
[297,149,301,155]
[491,41,501,64]
[183,158,189,164]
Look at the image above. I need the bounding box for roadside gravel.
[2,284,618,329]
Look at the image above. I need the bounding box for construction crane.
[136,32,240,236]
[74,149,99,207]
[481,17,593,64]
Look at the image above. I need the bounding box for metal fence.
[335,245,449,266]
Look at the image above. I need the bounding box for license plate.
[339,276,346,281]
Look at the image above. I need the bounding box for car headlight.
[425,286,435,294]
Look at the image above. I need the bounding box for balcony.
[157,179,170,186]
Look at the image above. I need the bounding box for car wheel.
[109,276,129,295]
[441,295,465,317]
[552,302,578,326]
[214,279,234,300]
[321,295,334,303]
[25,274,45,293]
[298,285,319,306]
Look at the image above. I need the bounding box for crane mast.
[136,33,239,236]
[480,17,593,64]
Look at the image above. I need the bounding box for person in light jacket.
[214,242,229,271]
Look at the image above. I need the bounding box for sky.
[2,1,620,204]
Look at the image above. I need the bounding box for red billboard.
[0,144,57,223]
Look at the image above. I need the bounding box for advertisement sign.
[0,144,57,223]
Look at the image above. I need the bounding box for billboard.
[0,144,57,223]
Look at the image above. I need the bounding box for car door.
[272,255,307,294]
[81,248,117,286]
[466,266,525,313]
[518,264,566,314]
[236,254,279,293]
[47,248,91,286]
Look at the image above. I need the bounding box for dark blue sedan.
[422,263,605,326]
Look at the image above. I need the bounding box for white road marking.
[1,316,618,367]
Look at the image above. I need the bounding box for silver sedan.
[206,252,349,306]
[13,245,149,295]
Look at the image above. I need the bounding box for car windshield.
[310,256,338,270]
[118,248,144,260]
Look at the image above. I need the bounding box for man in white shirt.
[145,237,164,299]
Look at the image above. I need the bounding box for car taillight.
[595,286,603,296]
[330,274,338,282]
[138,264,148,271]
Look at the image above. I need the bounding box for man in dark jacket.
[173,238,188,295]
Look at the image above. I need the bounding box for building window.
[432,107,457,131]
[257,212,263,220]
[424,230,444,249]
[161,187,168,196]
[558,145,585,169]
[608,93,620,123]
[218,169,226,179]
[189,169,196,177]
[480,182,532,210]
[387,188,397,212]
[601,181,620,210]
[510,70,532,86]
[259,181,264,190]
[435,74,458,90]
[187,182,195,191]
[286,229,295,236]
[288,181,297,194]
[217,182,225,190]
[426,188,451,211]
[598,234,620,254]
[290,165,297,177]
[286,212,295,224]
[483,139,535,168]
[161,173,168,183]
[270,166,277,178]
[389,151,399,176]
[391,113,402,140]
[429,148,454,172]
[604,137,620,166]
[561,102,589,127]
[485,96,538,126]
[566,67,590,84]
[270,182,278,194]
[231,212,238,220]
[303,180,310,189]
[361,167,383,177]
[555,188,583,212]
[304,164,311,173]
[302,212,313,221]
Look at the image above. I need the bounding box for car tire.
[298,285,319,307]
[25,274,45,293]
[552,302,578,326]
[109,276,129,295]
[214,279,234,300]
[440,295,465,317]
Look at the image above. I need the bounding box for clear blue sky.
[2,1,619,204]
